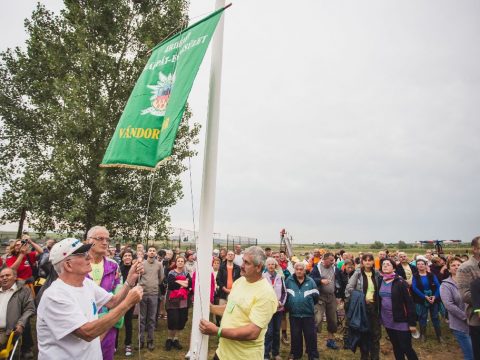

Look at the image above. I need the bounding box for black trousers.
[21,320,33,352]
[386,328,419,360]
[361,303,381,360]
[289,316,319,359]
[470,325,480,360]
[167,307,188,331]
[124,306,134,346]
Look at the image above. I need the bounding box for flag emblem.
[141,72,176,116]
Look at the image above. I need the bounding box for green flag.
[101,7,225,170]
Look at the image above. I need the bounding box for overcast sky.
[2,1,479,243]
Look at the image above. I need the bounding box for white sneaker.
[125,345,133,357]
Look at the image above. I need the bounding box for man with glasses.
[86,226,124,360]
[37,237,143,360]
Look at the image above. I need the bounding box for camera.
[21,239,28,245]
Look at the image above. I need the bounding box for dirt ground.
[113,312,462,360]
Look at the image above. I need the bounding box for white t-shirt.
[233,253,243,267]
[37,278,113,360]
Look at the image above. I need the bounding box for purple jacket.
[85,256,120,360]
[439,277,469,333]
[263,271,287,312]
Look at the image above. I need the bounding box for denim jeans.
[452,329,473,360]
[264,311,282,358]
[415,302,440,327]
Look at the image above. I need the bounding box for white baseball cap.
[49,238,93,265]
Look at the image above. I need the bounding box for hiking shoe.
[326,339,339,350]
[147,341,155,351]
[172,339,183,350]
[125,345,133,356]
[165,339,173,351]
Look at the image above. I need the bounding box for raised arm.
[74,287,142,342]
[28,238,43,255]
[105,261,143,309]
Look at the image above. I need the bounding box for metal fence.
[168,227,257,250]
[0,227,258,252]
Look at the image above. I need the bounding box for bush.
[371,241,384,249]
[398,240,408,249]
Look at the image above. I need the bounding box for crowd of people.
[0,230,479,360]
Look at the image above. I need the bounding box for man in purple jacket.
[87,226,123,360]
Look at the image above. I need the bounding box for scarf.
[381,272,396,281]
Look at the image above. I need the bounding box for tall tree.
[0,0,199,240]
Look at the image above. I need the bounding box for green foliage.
[398,240,409,249]
[0,0,196,240]
[371,240,384,249]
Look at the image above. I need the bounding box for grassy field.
[113,309,462,360]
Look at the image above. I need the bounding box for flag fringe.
[99,156,171,172]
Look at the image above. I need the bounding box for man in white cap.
[36,238,144,360]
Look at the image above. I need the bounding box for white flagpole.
[188,1,226,359]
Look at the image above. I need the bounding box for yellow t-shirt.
[90,259,104,286]
[217,277,278,360]
[365,271,375,303]
[402,264,413,285]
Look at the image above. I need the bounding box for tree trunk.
[16,207,27,239]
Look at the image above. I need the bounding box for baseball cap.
[49,238,93,265]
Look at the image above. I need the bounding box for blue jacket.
[346,290,369,353]
[285,275,319,318]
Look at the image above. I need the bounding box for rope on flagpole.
[188,155,207,359]
[188,155,204,321]
[137,169,156,360]
[142,170,156,247]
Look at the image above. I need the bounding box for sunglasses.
[67,252,91,260]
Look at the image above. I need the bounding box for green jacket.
[285,275,319,318]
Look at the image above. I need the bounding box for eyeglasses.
[89,236,110,243]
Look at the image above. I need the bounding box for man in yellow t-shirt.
[200,246,277,360]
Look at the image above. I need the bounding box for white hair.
[294,262,306,270]
[86,226,109,241]
[265,257,278,266]
[53,260,64,275]
[243,246,266,266]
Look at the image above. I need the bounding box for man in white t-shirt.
[233,244,243,267]
[37,238,144,360]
